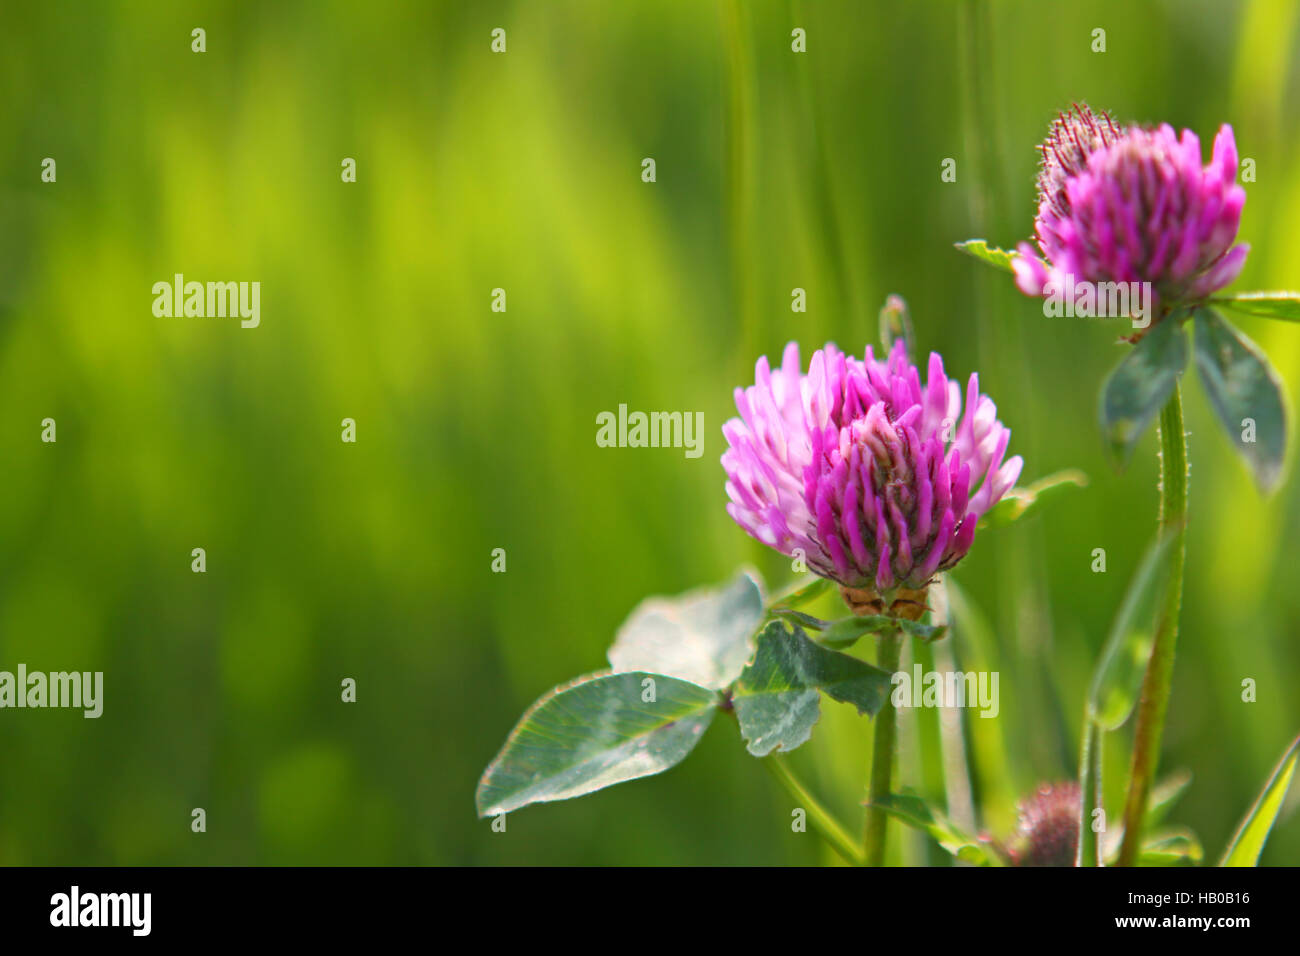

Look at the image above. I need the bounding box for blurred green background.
[1,0,1298,865]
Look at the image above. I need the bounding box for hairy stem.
[1117,387,1188,866]
[761,753,864,866]
[864,628,904,866]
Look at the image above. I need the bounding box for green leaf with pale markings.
[1193,307,1288,492]
[954,239,1018,274]
[770,608,831,631]
[1220,732,1300,866]
[1099,316,1188,466]
[818,615,944,650]
[899,619,946,642]
[475,671,718,817]
[608,570,763,690]
[733,621,892,756]
[1211,291,1300,322]
[870,789,998,865]
[819,615,896,649]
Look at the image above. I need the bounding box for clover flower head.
[1015,107,1249,312]
[1005,782,1081,867]
[721,340,1021,598]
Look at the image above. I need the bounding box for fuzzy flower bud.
[1035,103,1124,220]
[1004,782,1082,867]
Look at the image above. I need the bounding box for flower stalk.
[760,752,864,866]
[864,627,904,866]
[1118,387,1188,866]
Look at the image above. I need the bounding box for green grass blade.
[1219,732,1300,866]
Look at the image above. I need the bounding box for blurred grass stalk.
[722,0,757,369]
[790,0,858,326]
[958,0,1059,811]
[931,580,977,835]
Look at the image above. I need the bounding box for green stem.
[1077,717,1102,866]
[761,753,864,866]
[1117,387,1188,866]
[864,628,904,866]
